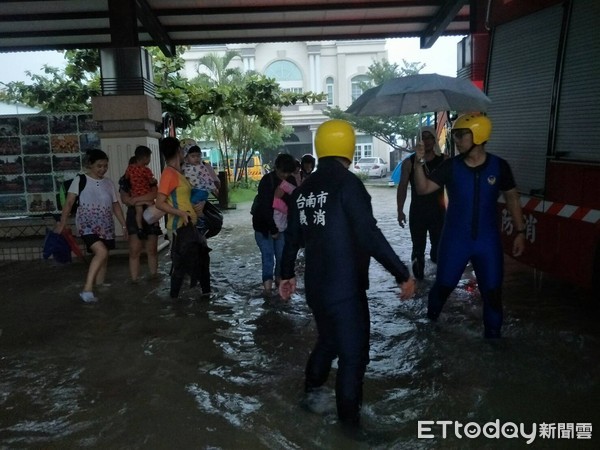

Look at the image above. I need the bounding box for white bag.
[143,205,166,224]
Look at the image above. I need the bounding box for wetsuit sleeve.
[498,158,517,191]
[427,157,452,187]
[343,177,411,283]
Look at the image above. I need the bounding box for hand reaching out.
[279,278,296,300]
[398,278,416,300]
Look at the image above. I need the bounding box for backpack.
[57,174,86,216]
[250,172,275,216]
[202,200,223,238]
[118,173,131,193]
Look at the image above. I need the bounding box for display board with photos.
[0,113,102,216]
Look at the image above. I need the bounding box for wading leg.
[481,288,503,338]
[427,283,454,321]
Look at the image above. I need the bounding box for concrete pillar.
[309,54,316,91]
[91,94,162,236]
[310,125,318,159]
[314,54,321,92]
[92,46,163,237]
[307,44,322,93]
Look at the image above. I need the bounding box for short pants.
[81,234,115,253]
[126,206,163,236]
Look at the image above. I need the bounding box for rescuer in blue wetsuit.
[278,119,416,429]
[413,114,526,339]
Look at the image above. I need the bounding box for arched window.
[265,60,303,93]
[326,77,334,106]
[351,75,371,102]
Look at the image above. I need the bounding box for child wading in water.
[124,145,157,239]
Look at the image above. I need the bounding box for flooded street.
[1,185,598,449]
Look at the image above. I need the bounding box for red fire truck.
[458,0,599,290]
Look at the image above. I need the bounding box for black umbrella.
[346,73,491,116]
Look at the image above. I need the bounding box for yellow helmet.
[314,119,356,161]
[453,114,492,145]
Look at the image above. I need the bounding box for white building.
[0,102,40,115]
[181,40,391,168]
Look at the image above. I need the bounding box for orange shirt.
[157,167,197,230]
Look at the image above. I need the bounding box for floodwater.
[1,185,598,449]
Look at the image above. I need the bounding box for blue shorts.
[191,188,209,205]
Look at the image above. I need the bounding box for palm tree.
[189,51,243,181]
[194,51,242,85]
[187,50,325,186]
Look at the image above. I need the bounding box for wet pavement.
[0,184,598,449]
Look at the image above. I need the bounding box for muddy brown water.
[1,185,598,449]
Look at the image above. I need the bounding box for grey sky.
[0,50,66,84]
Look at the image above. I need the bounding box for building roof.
[0,0,471,57]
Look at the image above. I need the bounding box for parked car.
[353,157,388,177]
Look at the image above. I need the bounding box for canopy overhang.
[0,0,472,57]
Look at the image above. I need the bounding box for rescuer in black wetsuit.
[397,126,447,279]
[278,119,416,429]
[413,114,526,338]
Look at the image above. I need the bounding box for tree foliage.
[148,46,195,130]
[324,59,426,151]
[0,49,100,112]
[0,46,325,183]
[0,47,197,127]
[187,52,325,183]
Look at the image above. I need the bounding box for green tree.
[325,59,425,152]
[0,47,325,188]
[148,46,195,130]
[187,52,325,185]
[0,49,100,112]
[0,47,197,129]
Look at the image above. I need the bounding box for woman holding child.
[251,153,297,296]
[155,137,212,299]
[119,146,161,283]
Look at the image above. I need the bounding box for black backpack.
[203,201,223,238]
[118,173,131,193]
[57,174,86,216]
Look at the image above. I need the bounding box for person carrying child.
[123,145,157,239]
[182,144,218,224]
[252,153,297,296]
